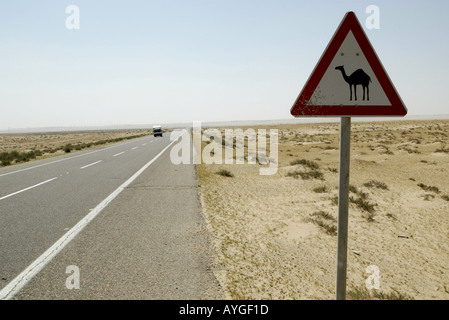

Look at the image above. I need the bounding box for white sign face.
[308,31,390,106]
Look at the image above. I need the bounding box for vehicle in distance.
[153,125,163,137]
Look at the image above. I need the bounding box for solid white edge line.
[0,177,58,201]
[80,160,102,169]
[0,132,184,300]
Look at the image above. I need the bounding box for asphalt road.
[0,131,222,299]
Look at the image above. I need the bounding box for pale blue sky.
[1,0,448,130]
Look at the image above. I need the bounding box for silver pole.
[336,116,351,300]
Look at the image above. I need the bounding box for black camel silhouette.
[335,65,371,101]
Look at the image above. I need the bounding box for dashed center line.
[0,177,58,201]
[80,160,102,169]
[113,152,125,157]
[131,147,138,150]
[142,143,147,146]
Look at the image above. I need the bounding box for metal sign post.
[336,116,351,300]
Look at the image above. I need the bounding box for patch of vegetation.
[305,211,337,236]
[347,184,377,221]
[286,171,302,178]
[349,185,359,194]
[363,180,389,190]
[286,169,324,180]
[1,150,42,166]
[435,142,449,153]
[417,183,440,194]
[386,213,397,220]
[402,147,420,154]
[347,286,414,300]
[0,133,150,166]
[423,194,435,201]
[290,159,320,170]
[216,169,234,177]
[442,195,449,202]
[350,196,376,215]
[349,185,369,200]
[63,144,73,153]
[381,148,394,155]
[330,195,339,206]
[313,185,328,193]
[299,170,324,180]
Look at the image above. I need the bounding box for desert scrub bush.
[363,180,388,190]
[435,142,449,153]
[442,195,449,201]
[350,196,376,215]
[348,185,377,220]
[305,211,337,236]
[299,170,324,180]
[289,159,320,170]
[404,147,420,154]
[330,195,339,206]
[63,144,73,153]
[0,152,13,165]
[423,194,435,201]
[417,183,440,193]
[349,185,369,200]
[216,169,234,177]
[313,185,328,193]
[0,150,41,165]
[347,286,414,300]
[0,152,12,166]
[286,169,324,180]
[286,171,302,178]
[349,185,359,194]
[17,151,38,162]
[386,212,397,220]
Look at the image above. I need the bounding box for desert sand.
[196,119,449,300]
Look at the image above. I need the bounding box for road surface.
[0,131,222,299]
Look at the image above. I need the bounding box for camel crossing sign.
[289,11,407,300]
[291,11,407,117]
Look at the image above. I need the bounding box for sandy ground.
[196,119,449,300]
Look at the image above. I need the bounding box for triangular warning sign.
[291,11,407,117]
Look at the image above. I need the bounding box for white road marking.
[0,133,185,300]
[113,152,125,157]
[131,147,138,150]
[80,160,102,169]
[142,143,147,146]
[0,177,58,201]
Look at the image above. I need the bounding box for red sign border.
[290,11,407,117]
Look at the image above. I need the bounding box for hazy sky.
[1,0,448,130]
